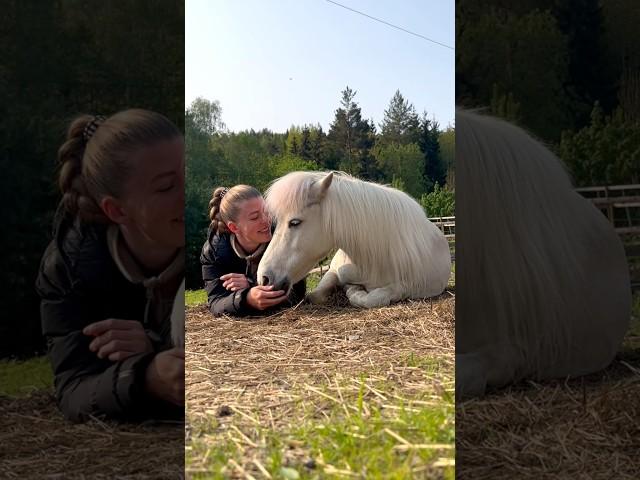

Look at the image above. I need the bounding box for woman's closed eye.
[156,183,175,193]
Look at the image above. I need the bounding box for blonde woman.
[36,109,185,422]
[201,185,305,316]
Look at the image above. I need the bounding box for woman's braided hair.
[209,185,262,234]
[57,109,181,222]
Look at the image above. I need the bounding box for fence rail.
[576,184,640,235]
[577,184,640,290]
[429,216,456,240]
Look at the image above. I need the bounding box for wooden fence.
[576,184,640,290]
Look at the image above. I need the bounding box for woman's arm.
[201,260,254,316]
[37,244,181,422]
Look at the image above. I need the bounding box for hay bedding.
[457,350,640,479]
[185,293,455,476]
[0,391,184,479]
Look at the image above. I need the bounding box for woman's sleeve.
[200,239,254,317]
[36,243,173,423]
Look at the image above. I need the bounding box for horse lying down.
[170,278,185,348]
[456,110,631,398]
[257,171,452,308]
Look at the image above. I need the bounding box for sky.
[186,0,454,133]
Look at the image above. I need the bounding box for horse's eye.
[288,219,302,228]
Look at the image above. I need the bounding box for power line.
[325,0,454,51]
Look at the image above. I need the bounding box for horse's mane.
[265,171,439,290]
[456,110,595,374]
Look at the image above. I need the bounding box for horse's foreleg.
[307,270,339,304]
[308,250,355,304]
[345,285,399,308]
[455,352,488,399]
[456,346,522,399]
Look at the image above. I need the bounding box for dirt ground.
[0,391,184,479]
[457,336,640,479]
[185,293,455,478]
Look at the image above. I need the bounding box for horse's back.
[456,110,632,391]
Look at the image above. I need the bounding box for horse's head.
[258,172,335,292]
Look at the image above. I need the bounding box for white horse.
[257,171,452,308]
[170,278,185,347]
[456,110,631,398]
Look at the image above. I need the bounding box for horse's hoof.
[307,290,329,305]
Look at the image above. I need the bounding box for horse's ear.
[309,172,334,204]
[318,172,333,198]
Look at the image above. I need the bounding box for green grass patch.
[186,289,208,307]
[187,366,455,479]
[305,273,321,292]
[0,356,53,397]
[624,292,640,350]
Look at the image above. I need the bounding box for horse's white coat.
[456,111,631,397]
[170,279,185,348]
[258,171,452,308]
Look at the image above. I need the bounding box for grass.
[186,289,208,307]
[185,293,455,479]
[624,291,640,350]
[188,372,454,479]
[0,356,53,397]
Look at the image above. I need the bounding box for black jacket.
[200,229,306,316]
[35,210,183,423]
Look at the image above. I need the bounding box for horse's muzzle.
[260,271,290,293]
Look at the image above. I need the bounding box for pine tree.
[328,86,372,175]
[300,127,312,160]
[310,125,326,166]
[418,112,445,190]
[379,90,420,145]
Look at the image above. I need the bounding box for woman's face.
[118,137,185,249]
[229,197,272,246]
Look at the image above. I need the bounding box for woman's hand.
[144,347,185,406]
[220,273,250,291]
[83,319,153,361]
[246,285,288,310]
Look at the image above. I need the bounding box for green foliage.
[374,143,426,198]
[327,87,376,177]
[457,6,572,141]
[418,113,446,190]
[379,90,420,146]
[439,127,455,186]
[268,153,320,179]
[559,103,640,186]
[457,1,639,185]
[420,183,455,218]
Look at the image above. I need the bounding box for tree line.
[0,0,184,358]
[185,88,455,288]
[457,0,640,186]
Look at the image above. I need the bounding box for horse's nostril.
[262,276,270,286]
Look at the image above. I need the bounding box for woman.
[35,109,185,422]
[201,185,305,316]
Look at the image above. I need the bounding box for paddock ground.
[185,292,456,479]
[457,293,640,480]
[0,390,184,479]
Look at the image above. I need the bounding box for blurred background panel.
[456,0,639,477]
[0,1,184,478]
[0,0,184,360]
